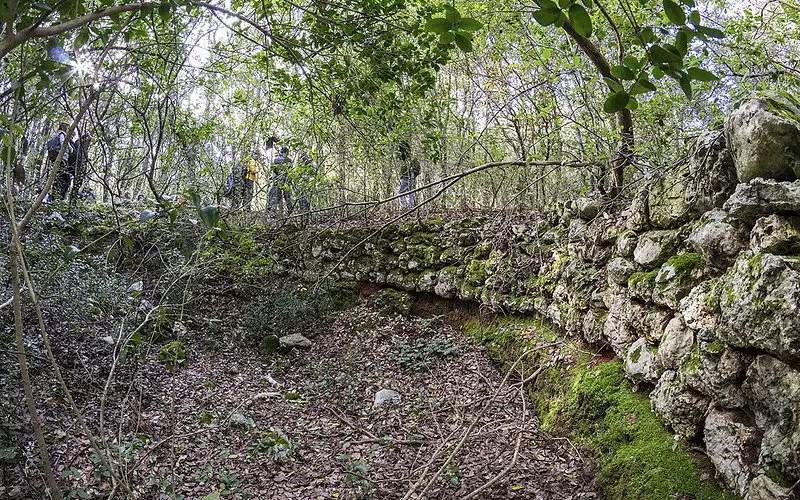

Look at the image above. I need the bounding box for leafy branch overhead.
[528,0,723,113]
[424,5,484,52]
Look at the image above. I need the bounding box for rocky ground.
[1,294,597,499]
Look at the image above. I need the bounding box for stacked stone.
[271,92,800,499]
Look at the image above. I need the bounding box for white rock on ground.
[373,388,401,407]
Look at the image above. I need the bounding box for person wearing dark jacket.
[268,146,293,213]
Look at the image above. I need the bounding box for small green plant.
[396,336,458,371]
[240,284,334,344]
[250,429,297,462]
[157,341,188,372]
[197,410,216,424]
[337,453,372,497]
[148,475,185,499]
[446,463,462,488]
[217,469,240,496]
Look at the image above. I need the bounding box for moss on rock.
[464,317,737,500]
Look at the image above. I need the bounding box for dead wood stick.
[461,386,527,499]
[401,346,542,500]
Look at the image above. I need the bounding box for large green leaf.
[678,73,693,98]
[532,8,562,26]
[649,45,682,63]
[611,64,636,80]
[454,33,473,52]
[604,91,630,113]
[198,205,220,229]
[568,4,592,37]
[629,77,657,94]
[687,67,718,82]
[663,0,685,25]
[459,18,483,31]
[603,77,624,93]
[425,17,451,34]
[624,55,642,70]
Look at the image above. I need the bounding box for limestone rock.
[745,474,794,500]
[704,407,762,495]
[684,130,738,213]
[434,267,462,299]
[602,290,637,355]
[628,307,671,343]
[680,281,719,335]
[649,163,691,228]
[742,355,800,482]
[607,257,636,286]
[652,253,702,310]
[687,216,745,269]
[623,191,650,231]
[682,348,749,409]
[750,215,800,255]
[717,253,800,361]
[624,338,659,383]
[725,92,800,182]
[279,333,312,350]
[615,231,638,258]
[633,230,680,268]
[724,178,800,221]
[651,370,710,440]
[374,388,401,407]
[417,271,438,293]
[657,316,693,371]
[627,270,657,303]
[582,309,607,344]
[575,196,603,220]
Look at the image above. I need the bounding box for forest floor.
[1,293,597,499]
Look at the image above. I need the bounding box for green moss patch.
[464,316,737,500]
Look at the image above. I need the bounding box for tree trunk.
[560,19,634,197]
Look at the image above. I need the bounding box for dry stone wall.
[268,93,800,499]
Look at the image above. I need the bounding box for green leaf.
[74,28,89,50]
[626,96,639,110]
[603,77,624,93]
[458,18,483,31]
[639,26,656,44]
[454,33,473,52]
[444,6,461,24]
[425,17,452,34]
[158,3,171,21]
[624,55,642,70]
[439,32,455,44]
[532,8,562,26]
[696,25,725,39]
[198,205,220,229]
[611,64,636,80]
[678,73,693,98]
[558,0,572,8]
[663,0,685,25]
[629,77,657,94]
[202,492,221,500]
[649,45,682,63]
[568,4,592,37]
[675,29,688,55]
[689,10,700,24]
[687,66,718,82]
[604,91,630,113]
